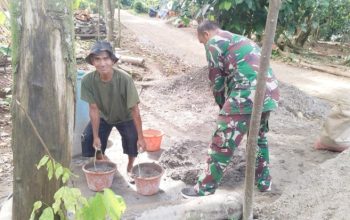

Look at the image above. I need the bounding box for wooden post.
[103,0,115,44]
[115,0,122,48]
[10,0,75,219]
[243,0,281,219]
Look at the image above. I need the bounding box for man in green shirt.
[81,41,146,182]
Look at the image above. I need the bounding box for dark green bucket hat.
[85,41,120,65]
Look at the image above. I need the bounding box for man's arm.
[89,103,101,150]
[207,45,225,109]
[131,104,146,151]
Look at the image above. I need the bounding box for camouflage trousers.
[195,111,271,195]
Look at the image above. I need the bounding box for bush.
[133,1,147,13]
[122,0,133,7]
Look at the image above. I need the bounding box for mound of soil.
[159,140,207,185]
[278,82,330,119]
[154,66,330,119]
[256,149,350,220]
[159,137,247,187]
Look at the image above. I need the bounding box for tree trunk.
[115,0,122,48]
[103,0,115,44]
[294,15,313,47]
[10,0,75,219]
[243,0,281,219]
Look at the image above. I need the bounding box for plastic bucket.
[73,70,89,157]
[143,129,163,152]
[132,162,164,196]
[82,161,117,192]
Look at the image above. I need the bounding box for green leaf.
[55,164,64,180]
[47,160,54,180]
[52,198,62,214]
[103,189,126,220]
[70,188,83,198]
[33,201,43,211]
[80,193,106,220]
[73,0,82,10]
[39,207,54,220]
[0,12,6,25]
[79,196,89,207]
[37,155,49,169]
[62,189,79,212]
[234,0,244,5]
[221,1,232,11]
[62,168,71,183]
[29,201,42,220]
[54,186,66,201]
[0,45,10,57]
[57,210,65,220]
[245,0,253,9]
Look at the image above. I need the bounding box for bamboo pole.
[243,1,281,219]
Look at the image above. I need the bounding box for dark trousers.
[81,118,138,157]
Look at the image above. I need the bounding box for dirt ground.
[1,10,350,219]
[0,72,12,204]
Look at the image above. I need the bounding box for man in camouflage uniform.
[181,21,279,197]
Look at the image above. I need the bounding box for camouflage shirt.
[205,30,279,115]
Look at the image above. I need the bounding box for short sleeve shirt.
[81,68,139,124]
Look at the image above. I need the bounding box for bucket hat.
[85,41,120,65]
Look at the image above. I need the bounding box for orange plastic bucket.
[143,129,163,152]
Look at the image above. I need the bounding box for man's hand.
[93,137,102,150]
[137,137,147,153]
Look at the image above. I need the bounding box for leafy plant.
[121,0,133,7]
[0,11,7,25]
[180,15,190,27]
[73,0,99,13]
[73,0,82,10]
[133,1,148,13]
[0,45,11,56]
[29,155,126,220]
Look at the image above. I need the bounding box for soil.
[256,149,350,220]
[0,72,12,203]
[1,10,350,220]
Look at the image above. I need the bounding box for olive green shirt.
[81,68,139,124]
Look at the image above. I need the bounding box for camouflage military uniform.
[195,30,280,195]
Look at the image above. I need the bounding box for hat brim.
[85,50,119,65]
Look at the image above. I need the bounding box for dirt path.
[117,10,350,219]
[121,10,350,106]
[120,11,206,67]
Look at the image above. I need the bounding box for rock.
[0,197,12,220]
[0,132,9,138]
[297,111,304,118]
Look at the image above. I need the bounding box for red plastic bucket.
[132,162,164,195]
[143,129,163,152]
[82,161,117,192]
